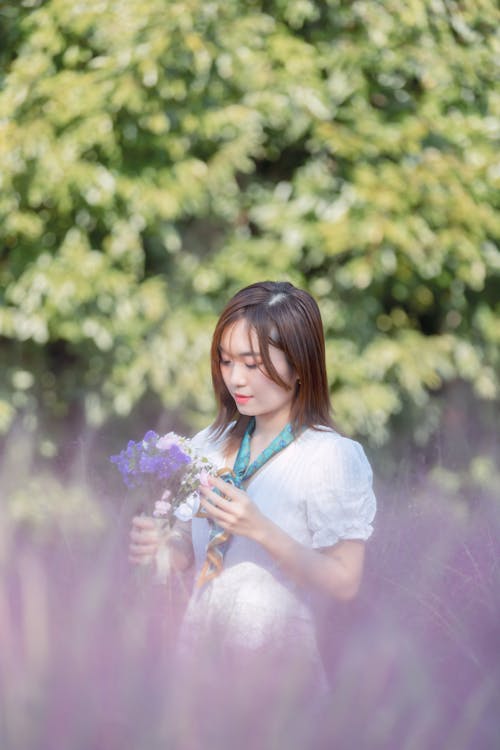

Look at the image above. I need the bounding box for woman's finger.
[207,475,240,499]
[199,495,232,525]
[129,541,157,554]
[128,554,154,565]
[199,485,233,511]
[132,514,156,527]
[129,528,158,544]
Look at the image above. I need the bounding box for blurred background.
[0,1,499,748]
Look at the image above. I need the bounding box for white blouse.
[177,425,376,671]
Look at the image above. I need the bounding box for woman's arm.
[256,526,365,600]
[199,476,365,600]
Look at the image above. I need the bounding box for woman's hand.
[201,476,365,600]
[129,515,160,566]
[199,475,271,543]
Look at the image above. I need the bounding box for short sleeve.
[306,436,376,548]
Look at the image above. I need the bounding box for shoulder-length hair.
[210,280,334,453]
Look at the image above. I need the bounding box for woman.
[129,281,376,689]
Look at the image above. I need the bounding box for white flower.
[174,491,200,522]
[156,432,180,451]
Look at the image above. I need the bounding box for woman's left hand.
[198,475,270,542]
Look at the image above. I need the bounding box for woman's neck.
[252,412,291,445]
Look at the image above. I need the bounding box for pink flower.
[156,433,179,451]
[153,500,171,517]
[161,489,172,501]
[198,469,211,488]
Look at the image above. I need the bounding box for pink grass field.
[0,479,498,750]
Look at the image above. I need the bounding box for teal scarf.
[196,417,295,587]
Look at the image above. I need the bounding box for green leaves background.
[1,0,498,481]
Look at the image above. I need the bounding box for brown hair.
[210,281,334,451]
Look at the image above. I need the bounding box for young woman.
[129,281,376,687]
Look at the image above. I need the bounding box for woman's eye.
[220,359,231,366]
[245,363,258,370]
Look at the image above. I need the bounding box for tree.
[0,0,498,472]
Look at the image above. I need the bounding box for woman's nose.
[229,362,247,387]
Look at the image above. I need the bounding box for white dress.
[175,425,376,685]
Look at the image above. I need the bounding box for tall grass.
[0,444,498,749]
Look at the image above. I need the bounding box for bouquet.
[110,430,216,523]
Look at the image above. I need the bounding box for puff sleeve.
[306,435,376,549]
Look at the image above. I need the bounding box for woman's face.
[219,318,297,428]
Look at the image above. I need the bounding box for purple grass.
[0,477,498,750]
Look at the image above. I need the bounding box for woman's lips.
[234,394,252,405]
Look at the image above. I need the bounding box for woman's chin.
[236,405,253,415]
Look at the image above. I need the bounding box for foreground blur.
[0,481,498,750]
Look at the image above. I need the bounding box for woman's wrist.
[253,515,282,549]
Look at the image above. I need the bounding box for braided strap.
[195,468,237,588]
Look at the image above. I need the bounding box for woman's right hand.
[129,515,160,566]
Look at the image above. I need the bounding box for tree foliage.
[1,0,499,464]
